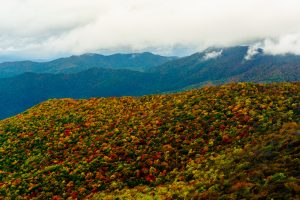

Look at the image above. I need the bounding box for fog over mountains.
[2,1,300,199]
[0,45,300,119]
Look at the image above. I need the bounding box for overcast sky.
[1,0,300,61]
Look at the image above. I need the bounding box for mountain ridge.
[0,52,177,78]
[0,46,300,119]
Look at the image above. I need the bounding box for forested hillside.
[0,83,299,199]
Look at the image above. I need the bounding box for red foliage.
[71,192,77,199]
[65,128,71,136]
[146,174,156,182]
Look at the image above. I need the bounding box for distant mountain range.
[0,46,300,119]
[0,52,176,78]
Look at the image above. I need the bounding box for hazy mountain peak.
[81,53,99,57]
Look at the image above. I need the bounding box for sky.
[1,0,300,61]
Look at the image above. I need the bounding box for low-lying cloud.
[260,33,300,55]
[245,44,261,60]
[203,50,223,60]
[245,33,300,60]
[1,0,300,61]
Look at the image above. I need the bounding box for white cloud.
[203,50,223,60]
[245,33,300,58]
[1,0,300,60]
[244,44,261,60]
[261,33,300,55]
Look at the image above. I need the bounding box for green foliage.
[0,82,299,199]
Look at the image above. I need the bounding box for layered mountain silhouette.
[0,46,300,119]
[0,52,176,78]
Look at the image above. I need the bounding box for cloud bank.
[260,33,300,55]
[1,0,300,61]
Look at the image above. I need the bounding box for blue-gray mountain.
[0,52,176,78]
[0,46,299,119]
[150,46,300,91]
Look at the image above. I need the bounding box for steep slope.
[0,52,176,78]
[233,54,300,82]
[150,46,300,90]
[0,83,299,199]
